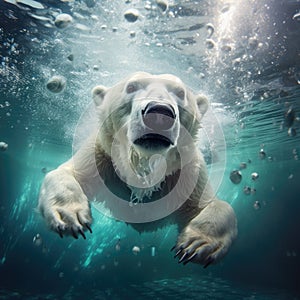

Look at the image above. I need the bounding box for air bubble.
[0,142,8,151]
[124,9,140,22]
[156,0,168,12]
[253,201,261,210]
[229,170,242,184]
[251,172,259,180]
[292,12,300,21]
[206,39,215,49]
[54,14,73,29]
[206,23,214,38]
[132,246,140,255]
[33,233,42,246]
[259,149,266,159]
[288,127,296,137]
[248,37,259,50]
[221,4,230,13]
[243,186,251,195]
[46,75,66,93]
[239,162,247,169]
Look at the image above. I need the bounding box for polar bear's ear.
[196,94,209,116]
[92,85,107,107]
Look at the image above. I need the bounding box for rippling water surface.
[0,0,300,299]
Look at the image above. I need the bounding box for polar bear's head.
[92,72,208,195]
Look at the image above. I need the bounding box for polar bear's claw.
[78,228,86,239]
[43,203,92,239]
[182,252,197,265]
[54,221,91,239]
[173,235,223,267]
[203,256,213,268]
[174,239,224,267]
[178,252,188,263]
[71,228,79,239]
[174,248,183,258]
[56,225,65,238]
[70,226,87,240]
[85,223,93,233]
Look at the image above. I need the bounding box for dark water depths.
[1,0,300,299]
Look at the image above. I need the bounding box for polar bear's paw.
[45,200,92,240]
[38,171,92,239]
[172,200,237,267]
[172,231,229,268]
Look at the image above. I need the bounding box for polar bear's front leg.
[38,166,92,239]
[173,200,237,267]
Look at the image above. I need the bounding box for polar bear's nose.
[142,101,176,131]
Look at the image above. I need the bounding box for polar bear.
[38,72,237,267]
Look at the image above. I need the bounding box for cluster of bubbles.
[116,238,156,257]
[32,233,49,254]
[284,106,298,137]
[33,232,157,274]
[229,141,299,211]
[40,0,172,94]
[96,239,157,271]
[131,245,156,257]
[229,149,269,210]
[292,148,298,161]
[124,0,169,21]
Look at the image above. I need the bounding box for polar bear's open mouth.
[133,133,173,149]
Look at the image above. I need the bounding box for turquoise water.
[1,0,300,299]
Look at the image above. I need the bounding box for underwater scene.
[1,0,300,299]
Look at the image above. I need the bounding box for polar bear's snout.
[130,100,180,151]
[142,101,176,131]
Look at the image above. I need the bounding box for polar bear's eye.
[175,88,185,100]
[126,82,139,94]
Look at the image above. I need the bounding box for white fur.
[38,72,237,265]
